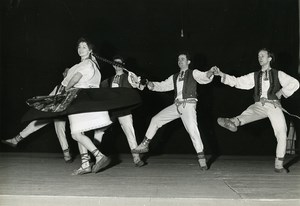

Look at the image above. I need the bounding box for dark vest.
[253,69,281,102]
[173,69,197,99]
[101,73,132,88]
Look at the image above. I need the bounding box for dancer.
[59,37,115,175]
[93,56,145,167]
[132,52,216,170]
[214,48,299,173]
[2,73,72,163]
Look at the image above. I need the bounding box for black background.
[1,0,299,156]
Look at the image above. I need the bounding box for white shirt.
[221,69,299,98]
[61,59,101,88]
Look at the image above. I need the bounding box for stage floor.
[0,153,299,206]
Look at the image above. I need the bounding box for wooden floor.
[0,153,299,206]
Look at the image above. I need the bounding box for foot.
[1,138,18,148]
[63,149,73,163]
[71,165,92,175]
[92,155,111,173]
[274,167,288,173]
[64,153,73,163]
[132,144,149,154]
[198,158,208,171]
[134,159,146,167]
[217,118,237,132]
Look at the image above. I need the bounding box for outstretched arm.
[146,75,174,92]
[214,67,255,90]
[192,66,216,84]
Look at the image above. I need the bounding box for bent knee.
[71,133,81,141]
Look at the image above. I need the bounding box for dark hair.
[178,51,191,61]
[77,37,95,52]
[259,48,275,65]
[113,55,125,64]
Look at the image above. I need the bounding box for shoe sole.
[1,140,17,148]
[217,118,237,132]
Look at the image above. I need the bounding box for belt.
[174,99,197,115]
[259,98,300,120]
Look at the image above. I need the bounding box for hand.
[128,71,141,84]
[63,68,69,78]
[147,81,154,90]
[212,66,224,77]
[206,66,218,78]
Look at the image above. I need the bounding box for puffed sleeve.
[278,71,299,98]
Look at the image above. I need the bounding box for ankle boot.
[91,149,111,173]
[197,152,208,170]
[132,137,151,153]
[132,153,146,167]
[1,134,24,148]
[274,157,287,173]
[63,148,73,163]
[72,153,92,175]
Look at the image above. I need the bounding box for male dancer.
[93,56,145,167]
[214,48,299,173]
[132,52,216,170]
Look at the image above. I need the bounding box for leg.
[218,102,268,132]
[72,143,92,175]
[180,103,207,170]
[2,120,50,147]
[132,104,180,153]
[54,119,72,163]
[71,133,110,174]
[266,104,288,173]
[118,115,145,167]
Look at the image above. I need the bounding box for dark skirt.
[21,87,142,123]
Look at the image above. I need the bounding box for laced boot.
[274,157,288,173]
[131,137,151,153]
[197,152,208,171]
[63,148,73,163]
[91,149,111,173]
[1,134,24,148]
[71,153,92,175]
[132,153,145,167]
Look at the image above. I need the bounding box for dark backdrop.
[1,0,299,156]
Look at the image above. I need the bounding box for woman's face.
[77,42,92,59]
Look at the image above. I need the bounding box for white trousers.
[19,119,69,151]
[94,114,138,150]
[145,103,204,153]
[236,102,287,158]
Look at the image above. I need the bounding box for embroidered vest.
[253,69,281,102]
[173,69,197,99]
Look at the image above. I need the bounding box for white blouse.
[61,59,101,88]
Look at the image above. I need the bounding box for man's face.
[178,54,190,70]
[258,50,271,67]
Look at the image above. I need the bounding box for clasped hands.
[207,66,224,78]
